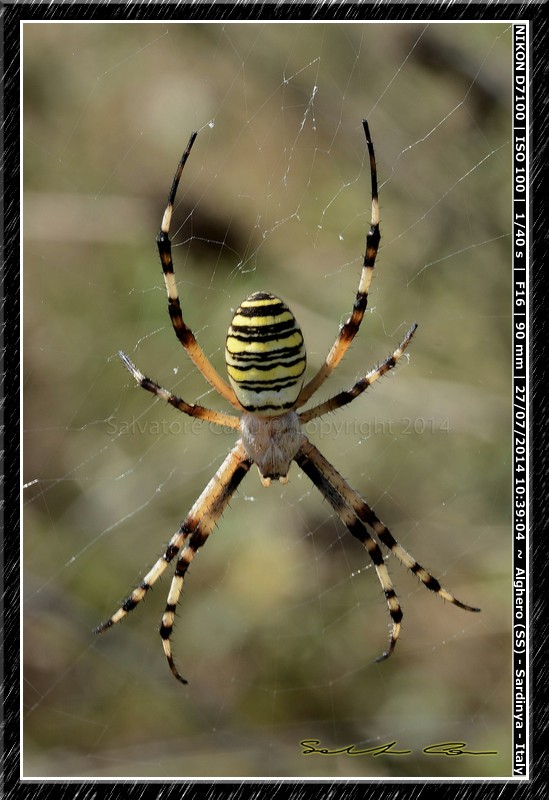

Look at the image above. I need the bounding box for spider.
[95,121,480,684]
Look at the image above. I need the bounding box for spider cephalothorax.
[96,122,479,684]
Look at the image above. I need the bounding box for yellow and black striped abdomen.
[225,292,306,416]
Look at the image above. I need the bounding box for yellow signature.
[300,739,498,757]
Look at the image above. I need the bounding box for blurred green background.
[23,21,512,779]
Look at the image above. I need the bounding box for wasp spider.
[96,121,480,684]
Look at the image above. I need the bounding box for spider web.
[22,19,514,782]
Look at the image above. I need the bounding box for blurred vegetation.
[24,22,512,779]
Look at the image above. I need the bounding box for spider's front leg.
[294,439,403,659]
[158,442,251,683]
[294,438,480,661]
[95,442,252,684]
